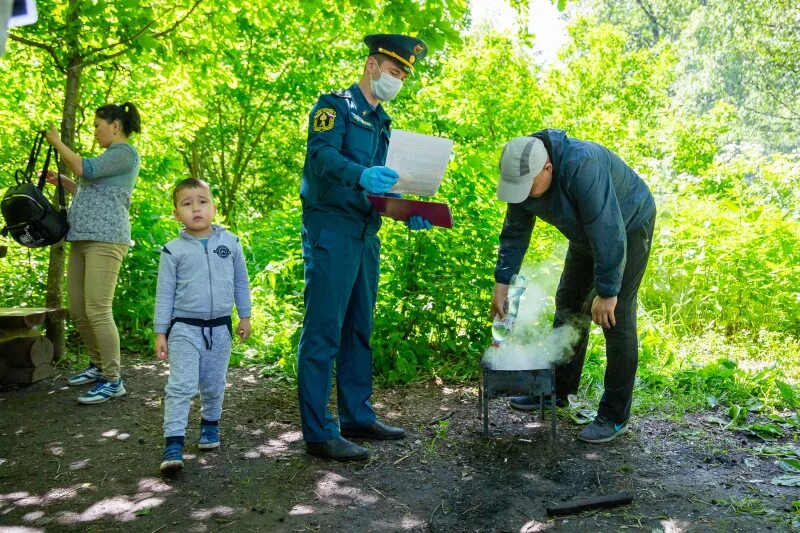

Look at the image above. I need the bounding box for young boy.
[154,178,252,472]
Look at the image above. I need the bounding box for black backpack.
[1,132,69,247]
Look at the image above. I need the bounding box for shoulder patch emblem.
[313,108,336,132]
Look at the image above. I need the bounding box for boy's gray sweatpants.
[163,322,232,437]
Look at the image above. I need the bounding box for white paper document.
[386,130,453,197]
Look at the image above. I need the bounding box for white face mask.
[369,60,403,101]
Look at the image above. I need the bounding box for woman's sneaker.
[77,378,126,404]
[68,363,103,386]
[160,443,184,472]
[198,424,220,450]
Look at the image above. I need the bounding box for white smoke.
[483,259,581,371]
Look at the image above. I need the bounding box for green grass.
[577,319,800,418]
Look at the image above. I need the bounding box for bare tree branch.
[85,46,133,66]
[85,0,204,67]
[742,105,798,122]
[634,0,664,43]
[236,62,293,184]
[150,0,203,40]
[83,19,157,59]
[759,87,800,119]
[7,33,65,73]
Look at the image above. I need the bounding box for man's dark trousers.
[297,224,380,443]
[553,214,656,424]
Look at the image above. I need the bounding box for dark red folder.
[367,195,454,229]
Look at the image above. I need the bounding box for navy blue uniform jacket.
[300,83,391,236]
[494,129,656,297]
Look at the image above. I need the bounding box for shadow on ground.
[0,360,797,532]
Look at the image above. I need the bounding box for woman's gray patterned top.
[67,143,140,244]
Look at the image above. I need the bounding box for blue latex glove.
[407,215,432,231]
[359,166,399,194]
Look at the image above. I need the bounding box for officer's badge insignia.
[413,43,424,54]
[313,108,336,132]
[351,113,374,129]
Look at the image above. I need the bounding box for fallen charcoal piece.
[545,494,634,517]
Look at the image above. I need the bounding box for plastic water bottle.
[492,274,527,345]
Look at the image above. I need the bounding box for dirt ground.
[0,358,798,532]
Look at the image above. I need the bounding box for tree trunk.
[46,0,83,363]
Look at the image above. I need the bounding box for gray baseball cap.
[497,136,548,203]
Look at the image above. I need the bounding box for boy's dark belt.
[166,316,232,350]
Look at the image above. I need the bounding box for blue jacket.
[495,129,656,297]
[300,83,391,236]
[154,225,251,334]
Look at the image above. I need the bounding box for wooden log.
[545,494,634,517]
[0,307,68,329]
[2,364,55,384]
[0,326,41,342]
[0,309,47,329]
[0,337,54,368]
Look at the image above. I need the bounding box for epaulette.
[330,89,352,98]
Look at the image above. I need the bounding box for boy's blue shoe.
[577,417,628,443]
[198,424,220,450]
[77,378,126,404]
[160,443,184,472]
[68,363,103,386]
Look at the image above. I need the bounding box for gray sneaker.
[577,417,628,443]
[68,363,103,386]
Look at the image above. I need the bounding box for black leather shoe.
[509,395,569,411]
[305,437,368,462]
[341,420,406,441]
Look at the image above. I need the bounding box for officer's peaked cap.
[364,34,428,73]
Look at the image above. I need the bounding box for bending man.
[492,130,656,443]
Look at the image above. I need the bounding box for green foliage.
[645,194,799,336]
[670,102,736,176]
[590,0,800,149]
[543,18,676,163]
[627,328,800,418]
[0,0,798,422]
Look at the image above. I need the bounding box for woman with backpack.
[43,102,141,404]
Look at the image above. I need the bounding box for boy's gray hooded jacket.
[154,225,251,334]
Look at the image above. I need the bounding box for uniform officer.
[298,34,432,461]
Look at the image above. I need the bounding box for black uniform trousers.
[553,213,656,424]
